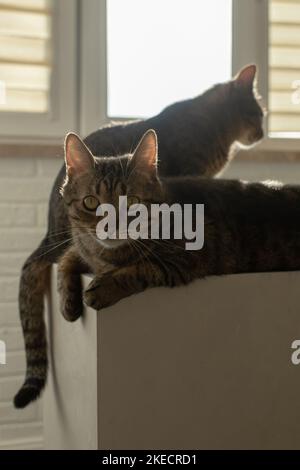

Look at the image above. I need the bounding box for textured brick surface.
[0,156,59,449]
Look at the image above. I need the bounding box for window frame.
[0,0,78,144]
[1,0,299,150]
[79,0,109,137]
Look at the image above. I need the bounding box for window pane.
[107,0,232,118]
[0,0,52,113]
[269,0,300,138]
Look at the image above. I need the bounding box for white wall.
[0,154,61,450]
[0,151,300,449]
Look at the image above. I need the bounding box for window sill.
[0,143,63,159]
[256,138,300,154]
[1,140,300,163]
[236,141,300,163]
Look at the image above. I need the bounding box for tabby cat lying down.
[15,65,264,408]
[59,130,300,311]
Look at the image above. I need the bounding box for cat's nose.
[252,128,264,142]
[256,128,264,140]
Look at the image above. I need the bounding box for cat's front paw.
[60,292,83,322]
[83,274,122,310]
[58,274,83,322]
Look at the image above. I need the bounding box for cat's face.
[231,64,265,146]
[61,130,162,251]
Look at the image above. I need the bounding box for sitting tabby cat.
[15,65,264,408]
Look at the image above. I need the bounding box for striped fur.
[14,252,50,408]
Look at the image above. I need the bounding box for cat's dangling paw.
[83,273,121,310]
[59,291,83,322]
[57,269,84,322]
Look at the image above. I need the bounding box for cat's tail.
[14,247,51,409]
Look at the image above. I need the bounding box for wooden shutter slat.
[0,63,49,90]
[270,1,300,24]
[269,1,300,134]
[0,0,51,113]
[0,10,50,38]
[271,24,300,46]
[0,36,50,64]
[0,88,48,113]
[0,1,49,12]
[269,114,300,132]
[270,91,300,113]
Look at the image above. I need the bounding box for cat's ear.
[129,129,158,177]
[235,64,257,91]
[64,133,95,177]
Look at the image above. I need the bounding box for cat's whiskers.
[147,238,188,253]
[117,156,126,180]
[34,237,74,259]
[134,238,171,277]
[129,136,136,157]
[125,154,140,181]
[128,239,157,278]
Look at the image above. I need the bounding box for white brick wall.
[0,155,61,450]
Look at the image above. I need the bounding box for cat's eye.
[127,196,140,207]
[83,196,99,211]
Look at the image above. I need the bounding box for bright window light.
[107,0,232,118]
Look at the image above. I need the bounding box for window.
[0,0,77,142]
[269,0,300,138]
[82,0,272,140]
[102,0,300,148]
[106,0,232,118]
[2,0,300,148]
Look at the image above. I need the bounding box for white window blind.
[0,0,52,113]
[269,0,300,137]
